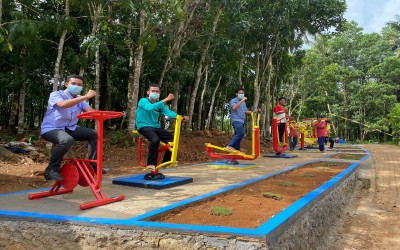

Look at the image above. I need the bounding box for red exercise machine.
[28,111,125,210]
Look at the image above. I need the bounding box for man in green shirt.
[136,84,189,170]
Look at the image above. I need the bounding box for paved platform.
[0,150,328,220]
[0,144,367,229]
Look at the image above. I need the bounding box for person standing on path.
[313,115,327,152]
[226,87,258,151]
[288,119,299,151]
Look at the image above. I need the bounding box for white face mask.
[237,94,245,99]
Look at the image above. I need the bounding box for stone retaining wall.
[0,161,369,250]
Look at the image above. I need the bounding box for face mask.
[67,85,83,95]
[237,94,245,100]
[149,93,160,100]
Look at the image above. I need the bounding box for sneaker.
[147,165,156,171]
[226,146,236,151]
[44,169,64,181]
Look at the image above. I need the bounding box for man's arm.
[57,90,96,108]
[231,97,247,110]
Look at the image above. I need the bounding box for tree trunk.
[324,90,336,136]
[17,81,26,134]
[206,76,221,130]
[169,81,180,130]
[79,3,102,76]
[8,92,18,130]
[94,45,100,110]
[158,1,197,87]
[127,10,145,131]
[264,58,273,139]
[253,43,260,109]
[238,45,245,86]
[187,8,221,130]
[197,65,208,130]
[52,0,69,91]
[0,0,2,24]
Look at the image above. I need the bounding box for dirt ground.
[152,161,349,228]
[332,144,400,250]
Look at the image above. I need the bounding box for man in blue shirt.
[227,87,256,151]
[136,84,189,170]
[41,75,98,181]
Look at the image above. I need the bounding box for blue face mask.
[67,85,83,95]
[237,94,245,99]
[149,93,160,100]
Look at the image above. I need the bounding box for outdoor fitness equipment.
[297,121,308,150]
[300,117,331,149]
[113,115,192,189]
[205,112,260,165]
[134,115,182,179]
[28,111,125,210]
[264,117,296,158]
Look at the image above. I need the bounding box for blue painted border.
[0,152,370,238]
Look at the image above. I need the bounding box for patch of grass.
[262,192,282,200]
[322,162,339,166]
[211,206,233,216]
[341,154,364,160]
[315,166,331,171]
[279,181,295,187]
[303,173,315,177]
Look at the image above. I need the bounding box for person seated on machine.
[135,84,189,171]
[41,75,107,181]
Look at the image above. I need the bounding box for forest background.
[0,0,399,144]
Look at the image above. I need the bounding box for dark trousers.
[289,136,298,150]
[41,127,97,171]
[329,138,335,148]
[278,123,286,143]
[138,127,174,166]
[318,136,325,152]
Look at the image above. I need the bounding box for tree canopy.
[0,0,398,143]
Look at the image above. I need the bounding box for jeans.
[289,136,298,150]
[318,136,325,152]
[278,123,286,143]
[41,127,97,171]
[138,127,174,166]
[228,121,245,150]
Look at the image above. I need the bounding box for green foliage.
[211,206,233,216]
[110,131,126,144]
[262,192,282,200]
[389,103,400,140]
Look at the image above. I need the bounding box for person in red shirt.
[273,97,291,144]
[313,115,327,152]
[288,119,299,151]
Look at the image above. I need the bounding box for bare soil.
[150,161,349,228]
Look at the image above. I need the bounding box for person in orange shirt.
[288,119,299,151]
